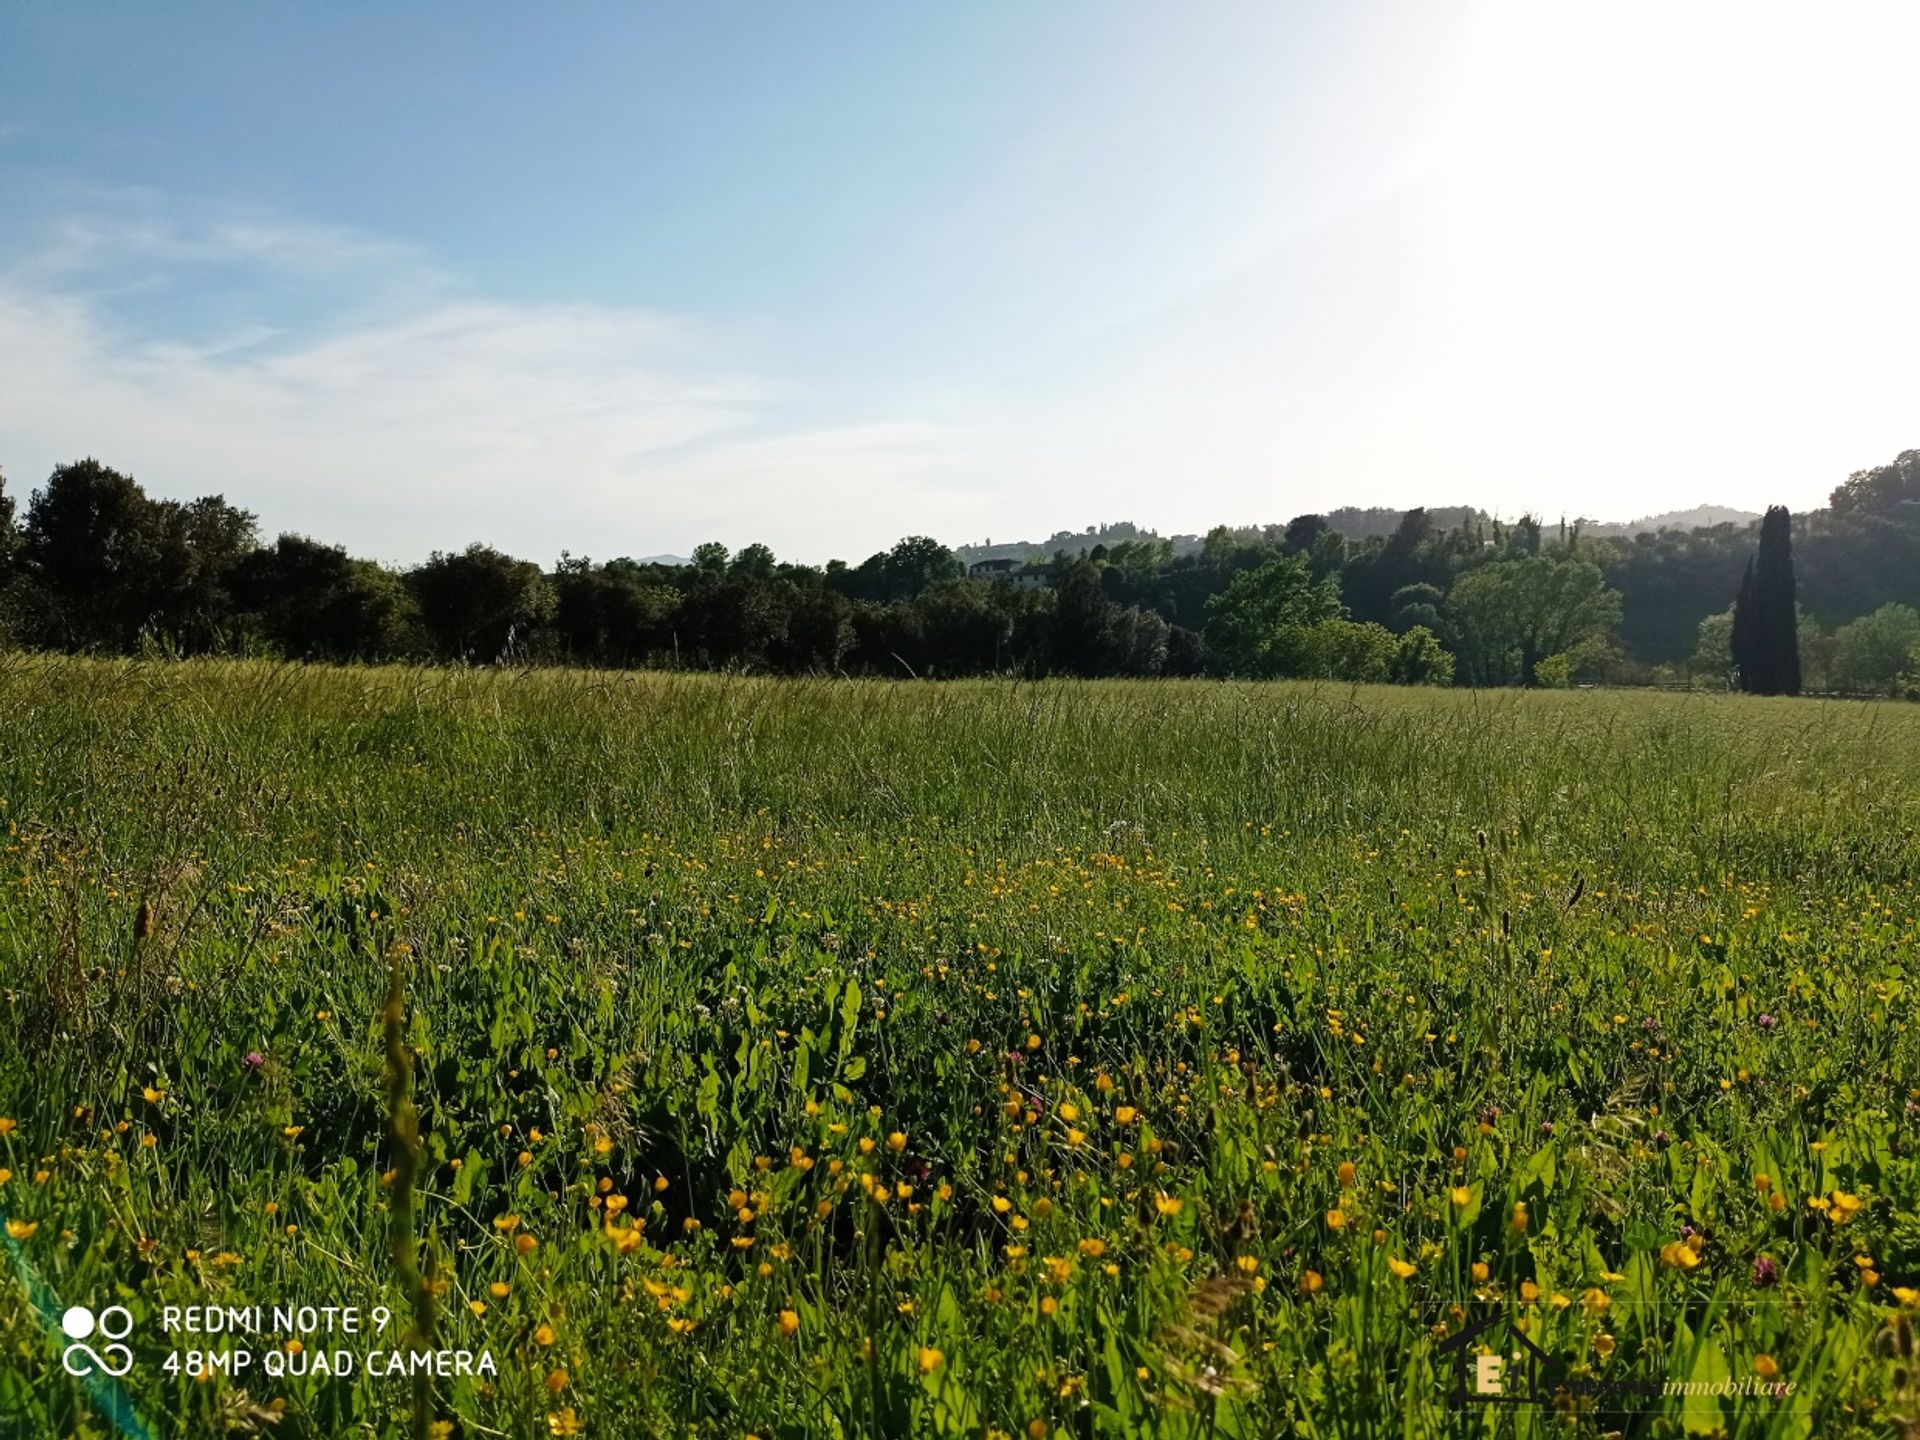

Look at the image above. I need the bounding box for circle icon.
[61,1306,95,1340]
[98,1306,134,1339]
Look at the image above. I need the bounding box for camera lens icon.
[61,1304,134,1376]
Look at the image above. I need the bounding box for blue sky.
[3,2,1917,563]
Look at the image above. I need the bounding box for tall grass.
[0,657,1916,1436]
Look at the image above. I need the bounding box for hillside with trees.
[2,450,1917,691]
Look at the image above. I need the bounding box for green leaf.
[1681,1335,1731,1434]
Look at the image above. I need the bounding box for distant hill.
[953,503,1758,563]
[1578,506,1760,537]
[633,553,691,567]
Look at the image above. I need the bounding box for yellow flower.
[0,1118,14,1136]
[1301,1269,1324,1294]
[1155,1195,1184,1218]
[5,1220,37,1240]
[1519,1280,1539,1301]
[490,1282,512,1299]
[778,1309,800,1336]
[1470,1261,1489,1283]
[533,1323,556,1346]
[1078,1238,1107,1258]
[1387,1256,1416,1278]
[917,1345,944,1374]
[545,1367,568,1393]
[547,1407,582,1437]
[1659,1241,1701,1270]
[1114,1106,1137,1124]
[1449,1186,1470,1207]
[1755,1354,1779,1379]
[1336,1161,1355,1187]
[1324,1207,1346,1230]
[888,1131,907,1152]
[1594,1333,1616,1358]
[515,1234,539,1256]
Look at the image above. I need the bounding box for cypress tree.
[1731,506,1800,695]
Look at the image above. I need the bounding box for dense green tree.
[1387,582,1450,640]
[729,543,778,582]
[1730,506,1800,695]
[409,544,554,660]
[16,461,256,650]
[1831,603,1920,695]
[1448,555,1622,686]
[1340,509,1447,626]
[1050,561,1121,676]
[1604,523,1752,664]
[773,582,855,673]
[1290,618,1397,682]
[836,535,963,603]
[144,494,260,649]
[1691,608,1735,688]
[1203,554,1343,678]
[1283,513,1330,552]
[1828,449,1920,516]
[1105,603,1171,677]
[22,459,160,647]
[912,581,1017,675]
[551,556,679,665]
[233,534,419,660]
[1388,626,1454,686]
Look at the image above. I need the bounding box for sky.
[2,1,1917,565]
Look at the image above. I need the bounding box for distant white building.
[968,558,1049,588]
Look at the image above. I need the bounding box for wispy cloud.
[0,194,969,563]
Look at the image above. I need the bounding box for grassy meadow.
[2,658,1918,1438]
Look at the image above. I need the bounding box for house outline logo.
[1434,1310,1556,1408]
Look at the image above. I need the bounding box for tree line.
[2,451,1918,691]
